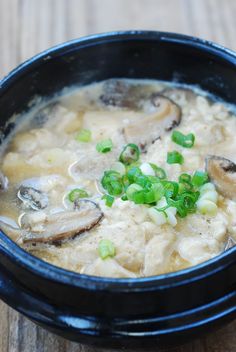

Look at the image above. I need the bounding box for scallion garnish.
[126,184,143,199]
[102,194,115,207]
[162,181,179,198]
[192,171,209,187]
[121,194,128,201]
[96,139,113,153]
[101,171,123,196]
[145,183,164,203]
[171,130,195,148]
[136,175,151,188]
[68,188,89,202]
[98,129,209,226]
[127,167,142,183]
[178,173,193,191]
[98,239,116,260]
[126,184,144,204]
[149,163,167,179]
[110,161,126,176]
[167,151,184,164]
[179,173,191,184]
[119,143,140,165]
[75,129,91,142]
[181,192,199,211]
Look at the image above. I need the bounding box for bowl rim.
[1,29,236,290]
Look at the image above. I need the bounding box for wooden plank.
[0,0,20,77]
[1,0,236,351]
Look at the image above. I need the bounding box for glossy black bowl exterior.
[1,31,236,348]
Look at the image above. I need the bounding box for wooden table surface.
[1,0,236,351]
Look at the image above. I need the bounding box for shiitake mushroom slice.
[206,155,236,200]
[123,95,181,150]
[21,200,103,245]
[17,185,48,210]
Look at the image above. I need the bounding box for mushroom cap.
[21,200,103,244]
[17,185,49,210]
[160,87,198,104]
[99,79,153,110]
[124,95,181,150]
[206,155,236,200]
[31,101,60,127]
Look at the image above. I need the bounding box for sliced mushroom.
[0,171,8,191]
[124,95,181,150]
[224,236,236,251]
[100,79,151,110]
[206,156,236,200]
[17,186,48,210]
[21,200,103,244]
[161,87,198,104]
[161,87,215,107]
[31,101,60,127]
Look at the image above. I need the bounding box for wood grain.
[0,0,236,351]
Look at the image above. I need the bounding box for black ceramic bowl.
[1,31,236,349]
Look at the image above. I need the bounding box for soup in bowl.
[0,78,236,278]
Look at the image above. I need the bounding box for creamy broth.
[0,79,236,278]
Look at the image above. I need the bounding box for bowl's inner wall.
[1,36,236,128]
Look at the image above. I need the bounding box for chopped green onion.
[140,162,156,176]
[102,194,115,207]
[135,175,151,188]
[101,171,123,196]
[167,197,187,218]
[121,194,128,201]
[178,173,193,191]
[179,173,191,184]
[197,199,217,215]
[178,182,186,194]
[148,207,167,225]
[127,167,142,183]
[200,182,215,194]
[149,164,167,179]
[111,161,126,175]
[192,170,209,187]
[96,139,113,153]
[126,161,141,172]
[131,191,146,204]
[155,206,169,214]
[121,175,130,190]
[126,184,143,200]
[98,239,116,259]
[166,189,200,218]
[68,188,89,202]
[119,143,140,165]
[144,183,164,203]
[126,182,164,205]
[126,184,146,204]
[172,131,195,148]
[75,129,91,142]
[162,181,179,198]
[147,176,161,184]
[167,151,184,164]
[199,190,218,203]
[181,192,199,212]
